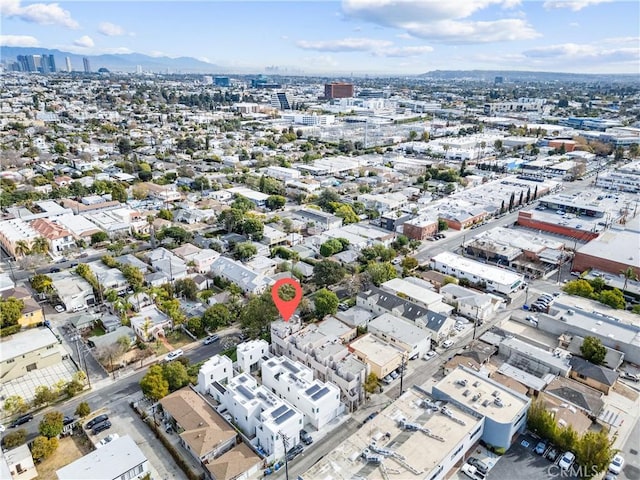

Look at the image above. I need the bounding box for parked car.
[534,441,547,455]
[461,463,486,480]
[467,457,489,475]
[165,349,184,362]
[203,335,219,345]
[362,412,378,425]
[609,454,625,474]
[92,420,112,435]
[286,443,304,461]
[389,371,399,379]
[63,416,75,426]
[86,414,109,430]
[558,451,575,471]
[621,372,639,382]
[424,351,437,360]
[96,433,119,448]
[545,447,560,462]
[10,414,34,428]
[442,339,454,349]
[54,305,65,313]
[300,429,313,445]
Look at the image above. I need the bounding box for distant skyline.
[1,0,639,75]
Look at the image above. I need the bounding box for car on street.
[558,451,575,471]
[92,420,112,435]
[300,429,313,445]
[442,339,454,349]
[467,457,489,475]
[424,351,437,360]
[63,416,75,426]
[609,454,624,474]
[165,349,184,362]
[382,375,393,384]
[203,335,219,345]
[0,424,5,433]
[534,441,547,455]
[286,443,304,461]
[621,372,639,382]
[85,414,109,430]
[54,305,65,313]
[362,412,378,425]
[10,414,34,428]
[389,371,399,379]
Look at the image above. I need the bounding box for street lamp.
[279,431,290,480]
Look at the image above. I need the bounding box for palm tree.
[14,240,31,257]
[31,236,49,255]
[621,267,638,292]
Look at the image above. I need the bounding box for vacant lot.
[35,433,93,479]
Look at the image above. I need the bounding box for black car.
[286,443,304,461]
[63,416,75,426]
[300,429,313,445]
[10,414,34,428]
[467,457,489,475]
[92,420,111,435]
[86,414,109,430]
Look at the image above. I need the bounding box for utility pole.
[473,305,480,340]
[280,431,290,480]
[398,354,407,398]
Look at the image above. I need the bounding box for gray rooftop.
[369,313,430,346]
[0,328,58,363]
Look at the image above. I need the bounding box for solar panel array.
[282,360,300,374]
[311,386,329,400]
[305,384,321,396]
[271,404,288,418]
[274,408,295,425]
[237,385,255,400]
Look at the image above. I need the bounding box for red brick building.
[403,217,438,240]
[324,82,354,99]
[516,211,599,241]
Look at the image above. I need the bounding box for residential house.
[440,283,499,322]
[0,287,43,328]
[56,435,149,480]
[210,257,273,294]
[50,270,95,311]
[146,248,188,281]
[368,313,432,360]
[129,306,172,342]
[568,356,619,395]
[204,443,261,480]
[30,218,75,253]
[159,388,237,464]
[197,355,234,395]
[236,340,269,373]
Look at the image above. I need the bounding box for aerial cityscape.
[0,1,639,480]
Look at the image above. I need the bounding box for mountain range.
[0,47,221,73]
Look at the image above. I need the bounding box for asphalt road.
[2,338,230,442]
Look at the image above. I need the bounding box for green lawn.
[88,325,106,337]
[165,330,193,348]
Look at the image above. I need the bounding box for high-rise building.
[271,92,292,110]
[40,54,56,73]
[83,57,91,73]
[214,76,230,87]
[324,82,354,99]
[136,65,143,74]
[66,57,72,72]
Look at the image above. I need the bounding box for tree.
[266,195,286,210]
[91,231,109,245]
[187,316,204,336]
[621,266,638,292]
[32,386,57,407]
[233,241,257,261]
[555,424,579,453]
[121,265,145,292]
[31,237,49,255]
[0,297,25,329]
[111,182,128,203]
[193,176,210,191]
[202,304,232,330]
[53,141,67,155]
[314,288,339,319]
[437,219,449,232]
[140,365,169,400]
[580,336,607,365]
[75,401,91,418]
[31,436,58,462]
[174,278,199,301]
[313,260,346,287]
[316,188,340,211]
[320,239,344,257]
[563,279,594,298]
[3,395,28,415]
[39,411,64,438]
[30,274,53,293]
[241,216,264,240]
[333,204,359,224]
[157,209,173,221]
[574,429,615,477]
[14,240,31,257]
[367,262,397,286]
[527,400,558,441]
[162,361,190,391]
[218,208,244,233]
[401,257,419,273]
[241,291,279,338]
[116,137,133,155]
[599,289,626,309]
[494,139,503,152]
[231,195,254,213]
[2,429,27,448]
[364,372,379,394]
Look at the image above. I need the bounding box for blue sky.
[1,0,638,74]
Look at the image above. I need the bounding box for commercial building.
[300,388,483,480]
[433,366,531,449]
[265,166,301,181]
[83,57,91,73]
[261,357,342,429]
[324,82,354,99]
[56,436,148,480]
[402,216,438,240]
[0,329,63,384]
[348,333,404,379]
[430,252,525,295]
[226,187,269,208]
[368,313,432,360]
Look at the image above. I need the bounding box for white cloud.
[73,35,94,48]
[543,0,613,11]
[98,21,125,36]
[374,45,434,57]
[297,37,392,52]
[1,0,79,29]
[0,34,39,47]
[341,0,538,43]
[523,40,640,64]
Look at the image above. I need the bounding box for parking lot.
[83,400,188,480]
[486,435,579,480]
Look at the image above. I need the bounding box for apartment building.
[367,313,432,360]
[210,257,273,294]
[348,334,404,379]
[0,219,39,258]
[1,328,63,383]
[30,218,75,253]
[197,355,234,395]
[236,339,269,373]
[261,357,342,429]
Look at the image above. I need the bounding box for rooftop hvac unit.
[494,398,504,407]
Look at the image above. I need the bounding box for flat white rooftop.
[0,328,58,363]
[432,251,523,287]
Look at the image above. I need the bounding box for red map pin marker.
[271,278,303,322]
